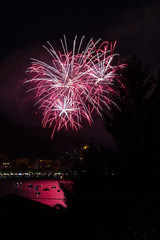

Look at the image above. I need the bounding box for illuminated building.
[0,154,13,171]
[31,158,62,172]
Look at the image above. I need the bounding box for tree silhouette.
[72,142,108,198]
[103,56,160,193]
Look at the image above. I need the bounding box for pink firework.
[26,35,125,138]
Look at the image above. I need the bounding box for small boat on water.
[35,191,40,195]
[15,183,19,187]
[15,182,22,189]
[43,188,50,191]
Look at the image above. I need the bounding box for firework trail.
[25,35,125,138]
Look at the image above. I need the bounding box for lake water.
[0,179,67,208]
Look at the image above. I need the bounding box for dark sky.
[0,0,160,158]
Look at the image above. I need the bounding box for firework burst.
[25,35,125,138]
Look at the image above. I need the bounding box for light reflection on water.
[0,179,67,208]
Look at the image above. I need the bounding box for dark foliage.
[103,56,160,193]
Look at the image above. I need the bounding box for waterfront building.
[0,154,14,171]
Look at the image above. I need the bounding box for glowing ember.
[25,35,125,138]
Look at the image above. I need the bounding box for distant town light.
[83,144,89,150]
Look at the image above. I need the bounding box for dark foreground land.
[1,192,160,240]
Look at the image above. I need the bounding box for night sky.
[0,0,160,158]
